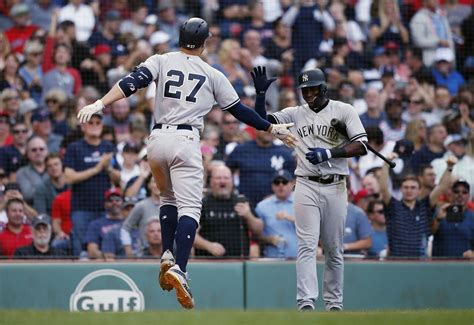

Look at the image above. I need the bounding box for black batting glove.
[251,66,277,95]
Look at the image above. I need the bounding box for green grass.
[1,309,473,325]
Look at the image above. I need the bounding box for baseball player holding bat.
[252,67,368,311]
[77,18,297,309]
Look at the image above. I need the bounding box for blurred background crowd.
[0,0,473,261]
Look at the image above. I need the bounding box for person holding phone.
[432,179,474,259]
[194,165,263,258]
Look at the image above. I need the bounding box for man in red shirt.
[4,4,39,54]
[51,189,72,253]
[0,198,33,257]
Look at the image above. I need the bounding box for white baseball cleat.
[159,249,175,291]
[164,264,195,309]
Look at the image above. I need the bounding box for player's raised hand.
[269,123,298,148]
[251,66,277,95]
[305,147,332,165]
[77,99,105,124]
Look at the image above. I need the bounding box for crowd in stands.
[0,0,473,260]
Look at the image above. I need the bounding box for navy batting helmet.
[297,68,326,89]
[297,69,328,109]
[179,17,210,50]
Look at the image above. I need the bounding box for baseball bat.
[330,118,396,169]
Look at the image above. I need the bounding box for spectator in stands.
[64,113,120,256]
[367,200,388,258]
[58,0,95,42]
[379,153,456,257]
[119,1,148,39]
[18,41,44,104]
[121,175,160,256]
[156,1,188,49]
[0,198,32,257]
[14,214,67,259]
[119,142,140,190]
[282,0,334,76]
[263,17,293,75]
[403,94,439,126]
[138,217,163,258]
[410,0,454,66]
[417,165,437,199]
[213,112,245,160]
[42,43,78,100]
[432,48,465,96]
[379,98,406,142]
[226,130,296,207]
[369,0,409,49]
[431,134,474,195]
[405,47,432,82]
[16,136,49,205]
[432,86,452,121]
[0,53,27,95]
[149,31,171,55]
[213,39,249,97]
[0,119,28,180]
[4,3,39,54]
[85,189,124,259]
[33,153,68,215]
[44,89,69,137]
[255,170,297,259]
[0,32,11,69]
[0,182,37,224]
[88,10,121,50]
[102,196,139,260]
[31,110,63,154]
[194,165,263,257]
[411,123,447,173]
[103,98,131,143]
[80,44,111,94]
[432,179,474,258]
[50,189,72,254]
[359,88,385,127]
[344,201,373,255]
[0,89,21,120]
[405,120,428,152]
[0,112,11,146]
[27,0,58,31]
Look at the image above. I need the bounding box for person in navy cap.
[31,109,63,154]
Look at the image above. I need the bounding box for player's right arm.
[77,56,158,123]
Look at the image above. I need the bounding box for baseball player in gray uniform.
[77,18,296,309]
[252,68,368,311]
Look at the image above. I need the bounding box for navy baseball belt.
[299,174,345,184]
[153,123,193,131]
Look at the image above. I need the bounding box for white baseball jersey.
[141,51,240,131]
[270,100,367,176]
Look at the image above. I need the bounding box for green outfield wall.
[0,261,472,311]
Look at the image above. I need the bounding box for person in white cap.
[432,47,466,95]
[431,134,474,194]
[150,31,171,54]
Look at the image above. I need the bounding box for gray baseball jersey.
[141,52,239,131]
[270,100,368,176]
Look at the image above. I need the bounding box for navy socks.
[175,216,198,272]
[159,205,178,253]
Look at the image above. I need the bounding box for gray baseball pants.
[294,176,347,310]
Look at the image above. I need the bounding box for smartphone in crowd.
[446,204,464,223]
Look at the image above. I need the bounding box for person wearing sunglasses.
[0,119,29,181]
[255,170,297,259]
[431,179,474,259]
[85,189,125,260]
[366,200,388,258]
[15,136,49,205]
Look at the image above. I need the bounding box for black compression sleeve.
[227,102,271,131]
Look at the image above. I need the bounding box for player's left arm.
[78,57,158,123]
[331,104,368,159]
